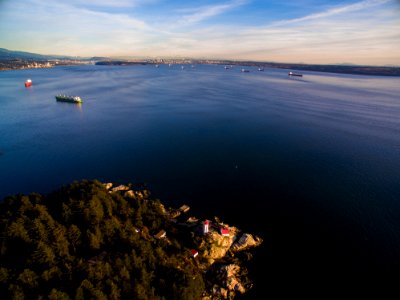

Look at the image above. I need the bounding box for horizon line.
[1,48,399,68]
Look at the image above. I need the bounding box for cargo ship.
[288,71,303,77]
[25,79,32,87]
[55,95,82,103]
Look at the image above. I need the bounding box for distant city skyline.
[0,0,399,65]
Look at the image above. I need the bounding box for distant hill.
[0,48,84,61]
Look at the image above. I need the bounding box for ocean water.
[1,64,400,296]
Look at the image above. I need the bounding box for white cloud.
[153,1,400,65]
[0,0,399,64]
[175,0,248,27]
[270,0,392,26]
[0,0,158,56]
[68,0,156,8]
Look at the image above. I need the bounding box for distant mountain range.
[0,48,89,61]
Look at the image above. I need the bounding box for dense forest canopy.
[0,180,205,299]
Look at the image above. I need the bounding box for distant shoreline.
[1,48,398,76]
[95,60,400,77]
[1,58,398,76]
[0,60,91,71]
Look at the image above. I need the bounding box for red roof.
[220,228,229,235]
[191,249,198,257]
[204,220,209,225]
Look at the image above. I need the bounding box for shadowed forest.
[0,180,205,299]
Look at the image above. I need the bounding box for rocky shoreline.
[104,182,263,299]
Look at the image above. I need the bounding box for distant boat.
[288,71,303,77]
[241,68,250,73]
[168,63,172,67]
[55,95,82,103]
[155,64,159,68]
[181,66,185,70]
[224,65,230,70]
[258,67,264,71]
[25,79,32,87]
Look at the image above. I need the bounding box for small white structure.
[203,220,209,234]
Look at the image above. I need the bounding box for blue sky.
[0,0,399,65]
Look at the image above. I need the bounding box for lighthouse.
[203,220,209,235]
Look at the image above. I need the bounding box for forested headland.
[0,180,261,299]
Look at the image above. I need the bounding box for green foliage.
[0,267,9,283]
[48,288,71,300]
[17,269,39,289]
[0,180,205,299]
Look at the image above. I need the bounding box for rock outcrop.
[187,220,262,299]
[111,184,130,192]
[231,233,263,252]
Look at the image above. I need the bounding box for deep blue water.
[1,65,400,297]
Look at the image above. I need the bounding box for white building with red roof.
[220,227,230,237]
[203,219,209,234]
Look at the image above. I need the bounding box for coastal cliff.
[0,180,262,299]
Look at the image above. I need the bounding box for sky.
[0,0,399,65]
